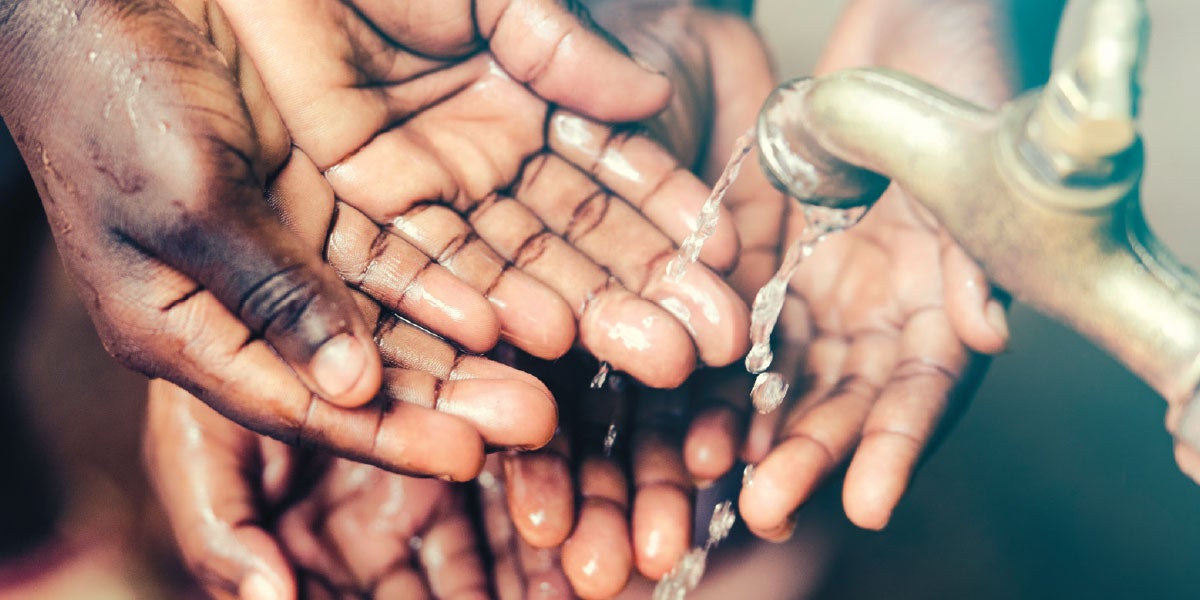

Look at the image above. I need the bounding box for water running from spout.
[665,128,756,283]
[745,205,865,412]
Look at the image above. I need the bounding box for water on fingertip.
[751,372,789,414]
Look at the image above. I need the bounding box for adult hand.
[200,0,751,387]
[0,0,386,441]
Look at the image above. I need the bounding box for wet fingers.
[630,388,694,580]
[561,458,632,600]
[327,203,500,354]
[469,195,697,387]
[391,204,575,359]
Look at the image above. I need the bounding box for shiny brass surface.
[755,0,1200,406]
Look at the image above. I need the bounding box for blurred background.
[0,0,1197,598]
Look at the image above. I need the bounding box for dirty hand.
[0,0,385,436]
[196,0,750,388]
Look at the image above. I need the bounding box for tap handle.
[1029,0,1149,164]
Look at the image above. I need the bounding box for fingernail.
[311,333,366,398]
[240,573,280,600]
[632,53,665,76]
[984,299,1009,346]
[694,478,715,490]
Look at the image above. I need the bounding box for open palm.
[207,0,750,387]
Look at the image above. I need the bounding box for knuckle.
[235,265,323,338]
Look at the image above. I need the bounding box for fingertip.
[240,572,286,600]
[1175,441,1200,485]
[309,333,382,407]
[843,434,922,531]
[632,484,692,579]
[684,407,740,484]
[503,452,574,548]
[562,499,633,599]
[943,248,1008,355]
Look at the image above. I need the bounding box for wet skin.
[184,0,751,388]
[0,0,749,481]
[146,381,496,600]
[142,2,1020,599]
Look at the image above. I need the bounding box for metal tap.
[754,0,1200,410]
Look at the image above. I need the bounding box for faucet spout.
[755,0,1200,410]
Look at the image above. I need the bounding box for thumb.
[145,379,297,600]
[131,187,381,407]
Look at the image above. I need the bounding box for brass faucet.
[755,0,1200,418]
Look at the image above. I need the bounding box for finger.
[382,368,557,450]
[561,458,632,600]
[129,254,489,479]
[685,367,752,486]
[415,494,491,599]
[372,312,553,398]
[513,154,749,367]
[317,465,426,586]
[390,204,574,359]
[502,439,574,548]
[110,119,380,409]
[739,333,897,541]
[477,0,672,122]
[144,380,295,600]
[547,111,740,273]
[630,387,694,580]
[939,234,1009,354]
[327,202,501,354]
[842,309,966,530]
[469,194,697,387]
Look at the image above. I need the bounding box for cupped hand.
[146,380,505,600]
[200,0,751,387]
[0,0,383,438]
[721,0,1018,536]
[482,349,699,599]
[586,1,1015,536]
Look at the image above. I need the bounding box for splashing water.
[602,422,619,457]
[742,464,756,488]
[750,372,789,414]
[665,128,757,283]
[744,205,866,417]
[653,501,738,600]
[590,361,611,389]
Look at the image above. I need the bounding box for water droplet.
[666,127,755,282]
[408,536,423,552]
[707,501,736,546]
[602,422,618,457]
[590,361,610,389]
[744,343,774,374]
[751,372,788,414]
[477,469,498,491]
